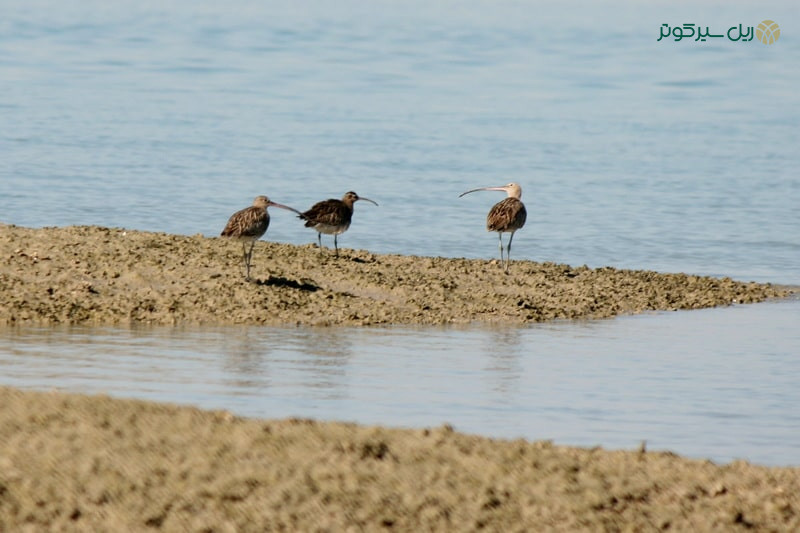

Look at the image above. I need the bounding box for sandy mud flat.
[0,224,791,326]
[2,225,798,530]
[1,387,798,531]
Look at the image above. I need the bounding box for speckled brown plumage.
[221,195,300,280]
[459,182,527,272]
[487,197,527,233]
[300,191,378,256]
[301,196,354,233]
[221,196,271,241]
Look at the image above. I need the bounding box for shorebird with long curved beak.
[459,183,527,272]
[299,191,378,256]
[221,195,301,281]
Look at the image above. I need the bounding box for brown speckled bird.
[299,191,378,256]
[221,195,301,280]
[459,183,527,272]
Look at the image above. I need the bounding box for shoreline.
[1,386,799,531]
[1,224,793,327]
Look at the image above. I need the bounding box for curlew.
[299,191,378,256]
[221,195,301,281]
[459,183,527,272]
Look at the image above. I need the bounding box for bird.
[221,195,301,281]
[299,191,378,256]
[459,183,527,272]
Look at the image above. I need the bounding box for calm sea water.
[1,0,799,464]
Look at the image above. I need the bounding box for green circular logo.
[756,20,780,44]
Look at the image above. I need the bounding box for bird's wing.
[302,200,350,227]
[487,198,526,232]
[221,206,268,238]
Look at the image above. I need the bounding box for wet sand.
[0,224,792,326]
[1,387,799,531]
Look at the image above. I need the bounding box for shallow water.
[1,0,799,465]
[2,295,799,466]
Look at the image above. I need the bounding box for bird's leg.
[334,234,339,257]
[317,232,322,251]
[506,232,516,273]
[240,242,249,279]
[498,232,504,265]
[245,241,255,281]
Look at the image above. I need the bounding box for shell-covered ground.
[0,224,791,326]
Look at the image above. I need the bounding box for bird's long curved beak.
[269,202,303,215]
[359,197,379,206]
[459,186,504,197]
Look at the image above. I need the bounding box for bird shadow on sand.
[253,275,320,292]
